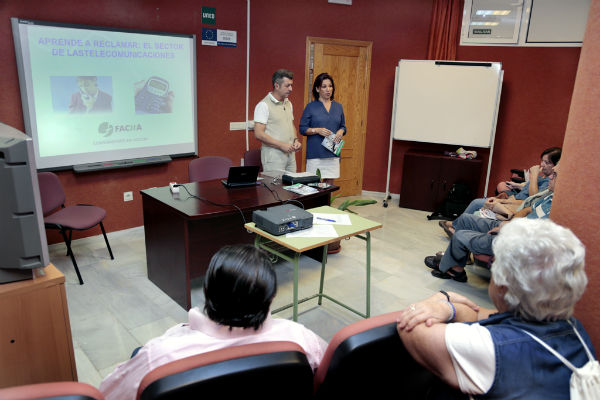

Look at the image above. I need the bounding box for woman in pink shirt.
[100,244,327,400]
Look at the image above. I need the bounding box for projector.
[252,204,313,236]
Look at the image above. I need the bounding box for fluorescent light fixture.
[470,21,501,26]
[476,10,511,16]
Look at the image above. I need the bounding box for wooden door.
[303,37,372,197]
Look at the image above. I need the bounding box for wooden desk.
[0,264,77,388]
[141,180,336,310]
[245,206,383,321]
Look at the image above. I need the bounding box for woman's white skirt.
[306,157,340,179]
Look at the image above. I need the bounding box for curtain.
[427,0,464,60]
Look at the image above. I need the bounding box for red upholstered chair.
[509,168,526,184]
[473,253,494,269]
[188,156,233,183]
[314,311,461,399]
[38,172,114,285]
[136,341,313,400]
[0,381,105,400]
[243,149,262,172]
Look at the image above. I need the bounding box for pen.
[317,217,336,222]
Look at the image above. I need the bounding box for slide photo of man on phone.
[69,76,113,113]
[50,76,113,114]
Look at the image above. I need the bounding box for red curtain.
[427,0,464,60]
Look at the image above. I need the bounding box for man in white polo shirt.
[253,69,302,172]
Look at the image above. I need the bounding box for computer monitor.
[0,122,49,283]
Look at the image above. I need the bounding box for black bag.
[427,183,473,221]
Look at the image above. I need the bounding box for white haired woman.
[397,218,595,398]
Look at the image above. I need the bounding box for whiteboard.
[391,60,503,148]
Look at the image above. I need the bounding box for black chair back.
[315,319,465,399]
[138,341,313,400]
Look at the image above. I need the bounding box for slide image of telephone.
[135,76,171,114]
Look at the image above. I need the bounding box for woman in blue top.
[299,73,346,185]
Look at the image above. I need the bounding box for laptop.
[221,166,260,188]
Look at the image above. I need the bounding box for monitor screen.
[0,122,49,283]
[11,18,197,170]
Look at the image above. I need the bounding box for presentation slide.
[12,18,197,170]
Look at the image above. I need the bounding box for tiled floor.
[47,193,494,388]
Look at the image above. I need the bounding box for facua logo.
[98,122,142,137]
[99,122,114,137]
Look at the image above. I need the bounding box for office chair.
[188,156,233,182]
[243,149,262,171]
[0,381,105,400]
[314,311,463,399]
[137,341,314,400]
[38,172,114,285]
[473,253,494,269]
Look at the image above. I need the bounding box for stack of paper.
[282,183,318,195]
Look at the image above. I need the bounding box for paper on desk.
[284,171,318,178]
[282,183,318,195]
[312,213,351,225]
[286,224,338,238]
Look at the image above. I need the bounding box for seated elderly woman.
[398,218,595,398]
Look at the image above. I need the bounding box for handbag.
[521,320,600,400]
[481,200,516,221]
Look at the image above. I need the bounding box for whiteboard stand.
[483,68,504,198]
[383,66,401,208]
[384,60,503,207]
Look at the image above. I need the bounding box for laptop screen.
[225,166,260,185]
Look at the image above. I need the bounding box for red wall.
[0,0,580,243]
[248,0,435,195]
[457,45,580,194]
[551,0,600,348]
[1,0,249,243]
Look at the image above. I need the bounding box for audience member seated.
[440,146,561,237]
[497,146,561,196]
[99,244,327,400]
[426,165,558,282]
[397,218,596,399]
[476,181,553,222]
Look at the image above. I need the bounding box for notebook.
[221,166,260,188]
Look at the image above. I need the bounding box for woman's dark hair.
[312,72,335,101]
[541,147,562,165]
[203,244,277,330]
